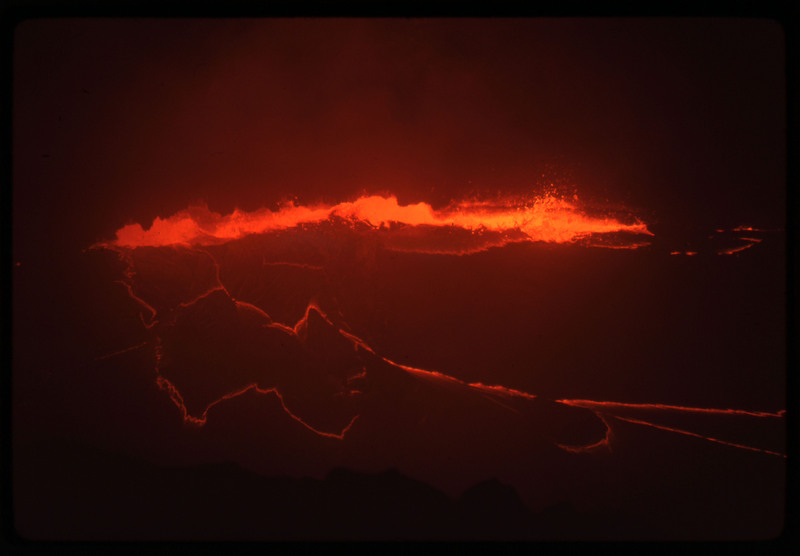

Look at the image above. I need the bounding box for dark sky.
[13,18,786,252]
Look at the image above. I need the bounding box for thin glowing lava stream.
[556,399,786,458]
[103,193,652,249]
[98,261,786,457]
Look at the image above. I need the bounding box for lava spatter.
[91,198,783,460]
[99,193,652,253]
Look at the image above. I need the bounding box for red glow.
[723,226,778,233]
[101,194,652,251]
[95,341,148,361]
[466,382,538,400]
[105,243,616,448]
[582,240,652,250]
[94,203,785,460]
[556,399,785,418]
[138,297,549,439]
[156,376,359,439]
[556,399,786,458]
[718,239,762,255]
[612,415,786,458]
[114,279,157,328]
[106,258,787,458]
[379,358,536,401]
[107,259,545,440]
[155,299,363,438]
[261,260,325,271]
[556,414,614,454]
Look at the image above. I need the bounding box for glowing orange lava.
[92,206,787,458]
[103,194,652,250]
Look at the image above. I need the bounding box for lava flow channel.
[103,193,652,250]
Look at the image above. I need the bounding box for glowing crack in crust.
[555,414,615,455]
[92,196,784,457]
[611,415,785,458]
[155,376,359,439]
[669,226,778,256]
[111,261,547,440]
[100,250,786,458]
[98,241,598,445]
[556,399,785,418]
[556,399,786,458]
[718,237,763,255]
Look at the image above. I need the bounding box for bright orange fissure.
[104,194,652,248]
